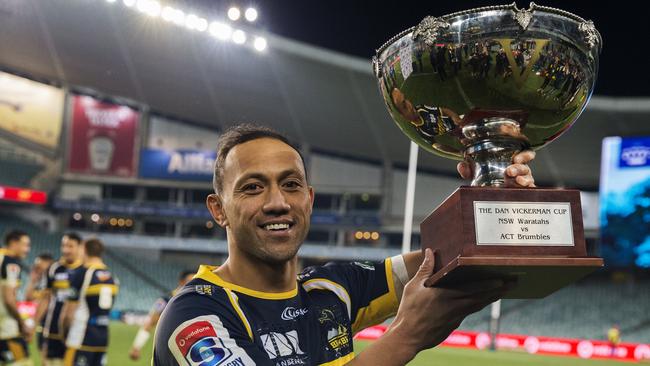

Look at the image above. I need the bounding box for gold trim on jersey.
[53,280,70,289]
[86,263,107,270]
[351,259,398,334]
[194,265,298,300]
[85,284,118,296]
[61,259,83,269]
[223,288,253,341]
[318,352,355,366]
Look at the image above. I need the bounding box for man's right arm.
[349,249,511,365]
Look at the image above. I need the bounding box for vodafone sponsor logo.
[474,333,491,350]
[175,320,217,355]
[281,307,308,321]
[635,344,650,360]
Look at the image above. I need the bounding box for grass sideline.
[28,322,632,365]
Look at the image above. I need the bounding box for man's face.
[208,138,314,265]
[12,235,31,259]
[390,88,419,122]
[33,257,52,274]
[61,236,81,264]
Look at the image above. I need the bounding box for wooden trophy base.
[420,187,604,298]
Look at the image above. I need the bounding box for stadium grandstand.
[1,0,649,365]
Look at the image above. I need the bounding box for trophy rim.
[374,2,602,56]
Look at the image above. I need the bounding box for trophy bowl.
[373,2,601,186]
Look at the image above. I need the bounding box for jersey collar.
[194,265,298,300]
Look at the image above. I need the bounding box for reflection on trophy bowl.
[374,2,601,186]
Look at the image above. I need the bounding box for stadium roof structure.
[1,0,649,190]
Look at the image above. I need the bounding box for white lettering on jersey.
[280,307,308,321]
[168,315,256,366]
[260,330,304,360]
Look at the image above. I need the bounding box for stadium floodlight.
[253,36,267,51]
[73,213,83,221]
[227,7,241,21]
[106,0,117,3]
[232,29,246,44]
[137,0,161,17]
[91,213,101,223]
[209,21,232,40]
[244,8,258,22]
[185,14,208,31]
[161,6,181,23]
[123,0,136,7]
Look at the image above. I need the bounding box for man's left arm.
[398,150,537,290]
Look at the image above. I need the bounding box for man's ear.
[206,194,228,228]
[308,186,315,211]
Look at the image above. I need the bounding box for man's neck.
[215,248,298,294]
[4,247,17,257]
[85,257,104,267]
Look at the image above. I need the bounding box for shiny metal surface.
[374,2,601,186]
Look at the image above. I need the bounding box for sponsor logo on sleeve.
[6,263,20,285]
[95,270,112,281]
[169,315,256,366]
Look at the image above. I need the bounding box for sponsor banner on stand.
[354,326,650,362]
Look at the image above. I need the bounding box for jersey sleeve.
[301,259,399,334]
[152,283,273,366]
[0,258,22,288]
[45,263,56,290]
[67,267,86,301]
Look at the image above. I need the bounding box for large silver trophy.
[374,3,604,298]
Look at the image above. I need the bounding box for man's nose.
[262,185,290,214]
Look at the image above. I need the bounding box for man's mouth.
[260,222,294,232]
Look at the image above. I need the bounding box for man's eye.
[243,184,262,192]
[284,181,301,189]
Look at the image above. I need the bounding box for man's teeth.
[264,223,290,230]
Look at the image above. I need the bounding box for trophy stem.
[462,117,529,187]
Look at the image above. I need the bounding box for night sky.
[184,0,645,96]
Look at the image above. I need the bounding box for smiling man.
[153,124,535,366]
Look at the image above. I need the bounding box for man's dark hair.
[37,252,54,262]
[213,124,306,194]
[63,232,82,244]
[4,230,28,247]
[84,238,104,258]
[179,270,195,281]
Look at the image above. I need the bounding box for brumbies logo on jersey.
[169,315,255,366]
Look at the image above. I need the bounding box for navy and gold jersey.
[44,260,83,339]
[0,253,23,340]
[153,259,400,366]
[65,264,119,352]
[414,105,455,137]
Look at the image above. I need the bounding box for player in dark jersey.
[61,238,118,366]
[153,125,536,365]
[129,270,195,360]
[34,233,83,366]
[0,230,32,366]
[24,252,54,363]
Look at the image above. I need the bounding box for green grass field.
[28,322,633,365]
